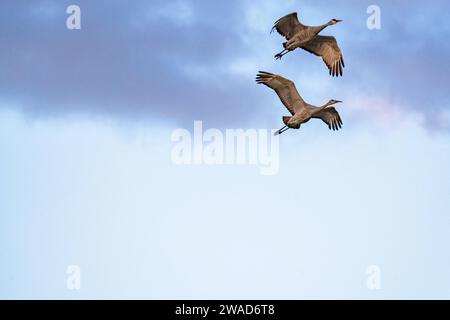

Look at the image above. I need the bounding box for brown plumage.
[272,12,345,77]
[271,13,307,40]
[256,71,343,135]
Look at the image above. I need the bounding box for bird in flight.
[271,12,345,77]
[256,71,343,135]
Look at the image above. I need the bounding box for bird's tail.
[283,116,292,126]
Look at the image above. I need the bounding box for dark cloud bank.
[1,0,449,130]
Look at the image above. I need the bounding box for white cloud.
[1,108,450,298]
[438,110,450,129]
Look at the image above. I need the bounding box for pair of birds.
[256,12,345,135]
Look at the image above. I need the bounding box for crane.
[256,71,343,135]
[272,12,345,77]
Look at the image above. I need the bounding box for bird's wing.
[301,36,345,77]
[271,12,306,40]
[256,71,306,115]
[312,107,343,130]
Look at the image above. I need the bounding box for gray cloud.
[1,0,450,130]
[0,0,264,127]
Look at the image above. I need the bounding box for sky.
[1,0,450,299]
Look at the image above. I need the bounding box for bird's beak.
[336,19,343,23]
[335,100,343,103]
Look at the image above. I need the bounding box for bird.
[271,12,345,77]
[256,71,343,135]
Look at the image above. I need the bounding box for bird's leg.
[274,49,289,60]
[280,126,290,134]
[274,126,289,136]
[274,50,288,60]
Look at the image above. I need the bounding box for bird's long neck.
[315,101,333,114]
[312,22,331,34]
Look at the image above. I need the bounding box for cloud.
[0,0,261,127]
[1,108,450,298]
[0,0,449,130]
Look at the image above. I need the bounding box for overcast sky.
[1,0,450,299]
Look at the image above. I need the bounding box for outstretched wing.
[256,71,306,115]
[301,36,345,77]
[312,107,343,130]
[271,12,306,40]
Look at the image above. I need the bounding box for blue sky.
[1,0,450,299]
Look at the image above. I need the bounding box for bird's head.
[328,99,343,106]
[328,19,343,25]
